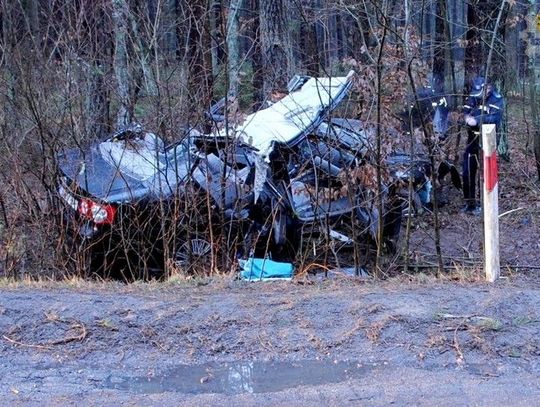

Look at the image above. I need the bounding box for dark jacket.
[463,90,504,129]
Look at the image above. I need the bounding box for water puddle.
[105,359,380,395]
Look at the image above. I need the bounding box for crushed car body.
[56,70,454,277]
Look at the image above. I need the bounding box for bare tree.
[226,0,243,96]
[260,0,293,95]
[112,0,133,128]
[529,1,540,180]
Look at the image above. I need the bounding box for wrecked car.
[56,126,260,278]
[56,70,454,277]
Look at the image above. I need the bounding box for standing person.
[461,77,505,215]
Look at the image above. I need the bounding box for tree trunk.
[247,0,263,107]
[504,3,519,92]
[129,1,158,97]
[450,0,467,100]
[112,0,132,128]
[530,1,540,180]
[260,0,292,96]
[164,0,179,57]
[464,1,482,79]
[490,3,510,83]
[298,0,320,75]
[210,0,224,77]
[422,1,437,72]
[188,0,214,122]
[85,64,109,139]
[174,0,191,127]
[226,0,243,96]
[25,0,39,45]
[433,0,447,91]
[0,1,21,135]
[464,0,509,80]
[78,3,111,139]
[324,5,339,70]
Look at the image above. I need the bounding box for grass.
[96,318,118,331]
[387,265,486,284]
[0,275,124,290]
[512,316,540,326]
[473,317,503,332]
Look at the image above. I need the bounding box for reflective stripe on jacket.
[463,92,504,127]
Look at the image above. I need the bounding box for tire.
[172,235,213,275]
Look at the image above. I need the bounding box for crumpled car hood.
[218,71,356,156]
[57,139,191,203]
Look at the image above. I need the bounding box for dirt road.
[1,276,540,405]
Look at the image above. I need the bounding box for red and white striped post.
[482,124,500,282]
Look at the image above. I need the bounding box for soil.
[2,276,540,405]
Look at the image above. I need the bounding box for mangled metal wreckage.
[56,70,444,277]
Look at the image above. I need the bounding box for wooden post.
[482,124,500,282]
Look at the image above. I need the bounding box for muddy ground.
[2,276,540,405]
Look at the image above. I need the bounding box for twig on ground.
[499,207,525,218]
[296,263,332,278]
[414,251,482,263]
[151,340,167,352]
[438,313,475,319]
[397,262,476,270]
[453,320,465,365]
[2,317,87,348]
[117,349,126,363]
[48,320,87,345]
[505,264,540,270]
[2,335,52,350]
[257,332,276,355]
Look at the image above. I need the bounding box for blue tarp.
[240,258,294,281]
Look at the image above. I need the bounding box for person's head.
[470,77,493,98]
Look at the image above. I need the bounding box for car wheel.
[173,237,213,274]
